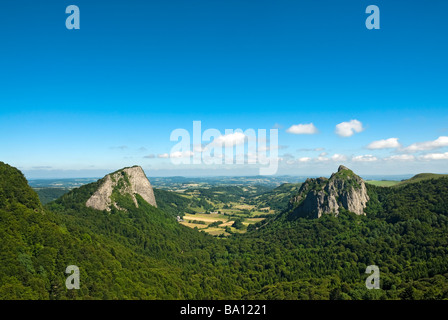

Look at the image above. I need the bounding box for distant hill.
[397,173,448,186]
[366,173,448,188]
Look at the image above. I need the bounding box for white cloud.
[158,153,170,158]
[193,145,206,153]
[335,120,364,137]
[170,151,195,158]
[208,132,246,148]
[246,152,258,162]
[298,157,312,162]
[331,154,348,161]
[367,138,401,150]
[319,152,328,157]
[402,136,448,153]
[110,145,128,150]
[158,151,194,159]
[385,154,415,161]
[352,154,377,162]
[286,123,318,135]
[419,152,448,160]
[297,147,325,152]
[258,144,287,152]
[317,156,329,162]
[278,154,295,164]
[281,153,295,160]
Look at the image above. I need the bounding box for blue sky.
[1,0,447,178]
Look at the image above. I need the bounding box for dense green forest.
[1,161,448,300]
[34,188,69,205]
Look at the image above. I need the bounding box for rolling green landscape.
[366,173,448,188]
[1,161,448,300]
[2,0,447,308]
[174,185,297,236]
[33,179,303,237]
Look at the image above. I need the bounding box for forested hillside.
[1,161,448,300]
[34,188,69,205]
[0,162,215,299]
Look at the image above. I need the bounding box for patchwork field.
[180,211,267,236]
[155,182,303,236]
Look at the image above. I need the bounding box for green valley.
[1,161,448,300]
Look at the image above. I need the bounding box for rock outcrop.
[289,165,369,219]
[86,166,157,211]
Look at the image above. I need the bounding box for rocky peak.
[86,166,157,211]
[289,165,369,219]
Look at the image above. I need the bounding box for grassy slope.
[397,173,448,186]
[366,173,448,188]
[365,180,401,187]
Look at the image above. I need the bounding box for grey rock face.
[290,165,369,219]
[86,166,157,211]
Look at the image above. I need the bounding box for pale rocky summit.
[289,165,369,219]
[86,166,157,211]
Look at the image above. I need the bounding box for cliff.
[289,165,369,219]
[86,166,157,211]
